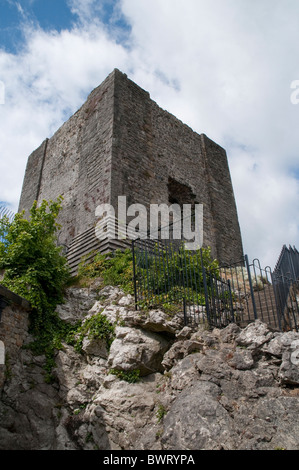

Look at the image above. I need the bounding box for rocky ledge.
[0,284,299,450]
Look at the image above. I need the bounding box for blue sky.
[0,0,298,268]
[0,0,131,52]
[0,0,73,52]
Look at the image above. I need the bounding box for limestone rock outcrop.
[1,284,299,450]
[107,326,169,376]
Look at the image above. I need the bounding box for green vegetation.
[0,197,70,330]
[109,368,141,383]
[26,315,79,383]
[0,197,74,382]
[77,248,134,293]
[134,245,219,311]
[77,244,220,316]
[156,403,167,422]
[0,198,223,381]
[70,311,116,354]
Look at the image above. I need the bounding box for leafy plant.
[0,197,70,331]
[77,248,134,293]
[26,315,79,383]
[0,197,73,382]
[134,245,219,310]
[156,403,167,422]
[71,312,116,354]
[76,243,221,317]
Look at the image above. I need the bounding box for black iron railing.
[274,245,299,281]
[271,245,299,330]
[132,239,299,332]
[132,238,236,328]
[218,257,282,330]
[272,273,299,332]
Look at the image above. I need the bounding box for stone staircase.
[66,224,131,277]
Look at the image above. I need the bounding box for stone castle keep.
[18,69,243,270]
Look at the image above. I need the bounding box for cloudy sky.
[0,0,298,268]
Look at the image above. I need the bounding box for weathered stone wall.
[201,136,244,263]
[1,282,299,450]
[18,72,115,247]
[18,69,243,264]
[18,139,48,214]
[0,286,31,389]
[111,70,243,263]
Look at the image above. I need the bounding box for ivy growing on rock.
[0,196,70,330]
[71,312,116,354]
[0,197,73,382]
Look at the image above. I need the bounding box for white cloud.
[0,0,298,269]
[67,0,102,23]
[0,10,129,209]
[119,0,299,267]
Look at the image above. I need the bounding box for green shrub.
[78,248,134,293]
[109,368,141,383]
[0,197,70,331]
[71,312,116,353]
[0,197,73,382]
[77,244,220,314]
[134,245,219,309]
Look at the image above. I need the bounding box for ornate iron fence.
[271,245,299,331]
[218,257,283,330]
[132,237,235,327]
[132,239,299,332]
[273,245,299,280]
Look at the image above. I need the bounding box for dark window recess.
[168,177,197,206]
[167,177,197,232]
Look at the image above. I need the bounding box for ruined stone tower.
[18,69,243,272]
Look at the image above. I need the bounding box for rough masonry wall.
[18,72,115,248]
[111,70,243,263]
[18,69,243,265]
[201,135,244,264]
[18,139,48,216]
[0,286,31,389]
[112,71,210,229]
